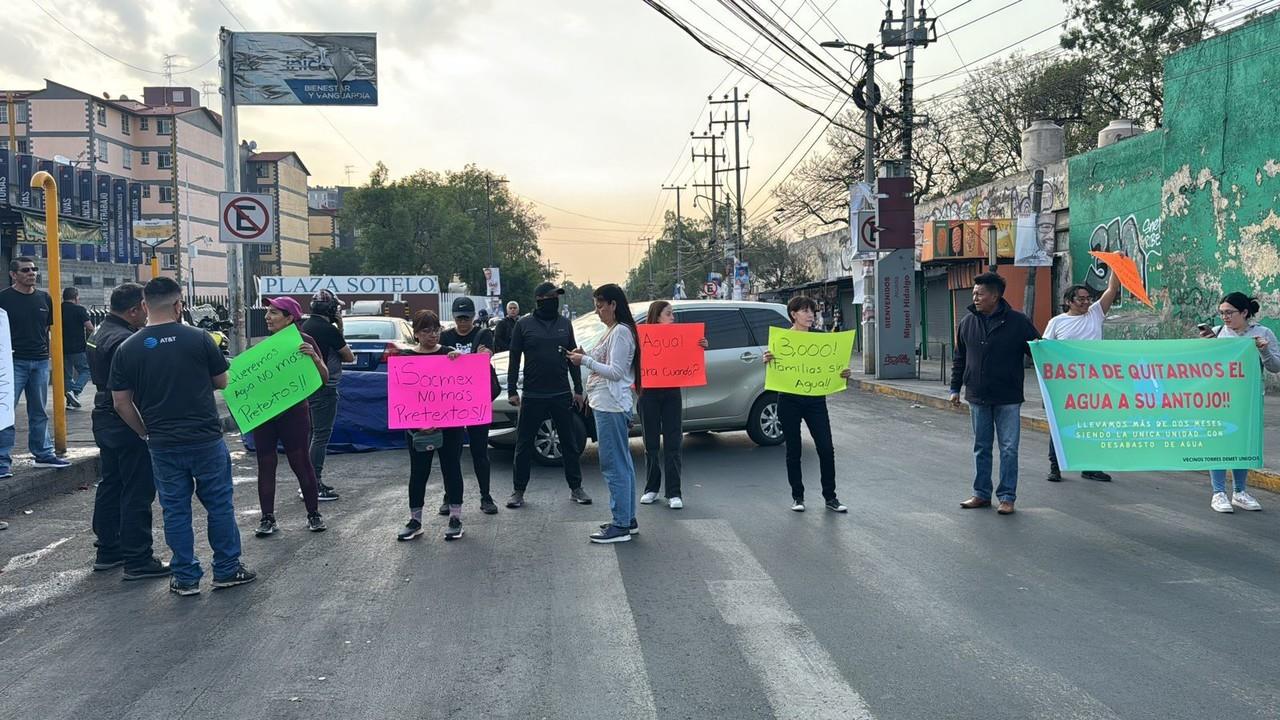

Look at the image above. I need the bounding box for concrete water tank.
[1020,119,1065,170]
[1098,119,1142,148]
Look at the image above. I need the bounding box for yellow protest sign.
[765,327,856,396]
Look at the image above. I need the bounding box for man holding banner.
[1041,260,1122,483]
[950,273,1040,515]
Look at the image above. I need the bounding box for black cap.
[533,282,564,298]
[451,296,476,317]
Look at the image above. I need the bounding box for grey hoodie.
[1212,322,1280,374]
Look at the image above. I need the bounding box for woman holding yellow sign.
[762,296,852,513]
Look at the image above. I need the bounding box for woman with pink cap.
[253,296,329,536]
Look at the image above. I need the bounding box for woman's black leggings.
[408,428,466,509]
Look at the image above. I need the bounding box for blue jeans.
[0,358,56,470]
[64,352,91,396]
[970,403,1022,503]
[1209,469,1248,494]
[595,409,636,528]
[149,437,242,584]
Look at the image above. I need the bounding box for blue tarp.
[241,371,405,454]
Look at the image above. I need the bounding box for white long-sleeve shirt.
[582,324,636,413]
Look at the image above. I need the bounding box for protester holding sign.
[637,301,707,510]
[568,284,640,543]
[950,272,1039,516]
[303,289,354,502]
[397,310,468,542]
[1042,257,1122,483]
[251,297,328,537]
[441,296,501,516]
[1198,292,1280,513]
[762,296,852,514]
[110,277,254,596]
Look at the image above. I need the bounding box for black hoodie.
[949,298,1039,405]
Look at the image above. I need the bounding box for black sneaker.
[169,577,201,596]
[589,524,632,544]
[480,497,499,515]
[66,391,81,409]
[255,515,278,537]
[1081,471,1113,482]
[825,498,849,513]
[599,518,639,535]
[307,513,327,532]
[438,501,450,516]
[212,564,257,589]
[123,558,172,581]
[397,519,424,541]
[570,487,592,505]
[93,556,125,571]
[444,517,464,541]
[317,484,340,501]
[506,492,525,509]
[1047,468,1063,482]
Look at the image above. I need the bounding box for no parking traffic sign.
[219,192,275,244]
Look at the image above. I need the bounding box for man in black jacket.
[87,283,170,579]
[493,300,520,353]
[949,272,1039,515]
[505,283,591,508]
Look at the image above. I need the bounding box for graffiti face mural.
[1084,214,1162,306]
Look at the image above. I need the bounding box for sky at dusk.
[2,0,1064,286]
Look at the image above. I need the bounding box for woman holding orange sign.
[638,300,707,510]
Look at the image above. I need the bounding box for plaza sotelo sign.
[257,276,440,296]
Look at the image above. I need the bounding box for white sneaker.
[640,492,659,505]
[1211,492,1234,513]
[1232,491,1262,511]
[790,501,805,512]
[668,497,683,509]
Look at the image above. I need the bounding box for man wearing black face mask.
[505,282,590,508]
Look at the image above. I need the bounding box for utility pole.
[710,89,749,268]
[1024,167,1045,322]
[691,131,725,264]
[219,27,246,354]
[484,175,508,269]
[344,164,355,185]
[646,237,655,299]
[662,184,686,297]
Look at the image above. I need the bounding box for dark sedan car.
[340,316,417,371]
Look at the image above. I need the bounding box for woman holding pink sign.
[638,300,707,510]
[396,310,468,542]
[253,297,328,537]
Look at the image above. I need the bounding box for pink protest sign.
[387,353,493,429]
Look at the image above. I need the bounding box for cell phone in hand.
[1197,322,1212,334]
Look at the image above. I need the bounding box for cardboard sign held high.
[1090,251,1153,308]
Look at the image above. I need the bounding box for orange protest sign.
[1089,251,1153,308]
[638,323,706,388]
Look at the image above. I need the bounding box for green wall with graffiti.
[1069,11,1280,344]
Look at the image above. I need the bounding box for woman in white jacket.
[569,284,640,544]
[1198,291,1280,512]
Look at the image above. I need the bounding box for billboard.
[16,154,32,207]
[231,33,378,106]
[0,148,8,205]
[77,168,93,219]
[112,178,128,264]
[128,183,143,264]
[96,175,111,259]
[921,219,1015,262]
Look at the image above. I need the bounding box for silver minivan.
[488,299,791,464]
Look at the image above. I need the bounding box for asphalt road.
[2,390,1279,720]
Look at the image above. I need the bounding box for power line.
[518,195,655,227]
[28,0,215,76]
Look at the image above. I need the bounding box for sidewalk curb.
[848,378,1280,496]
[0,411,239,517]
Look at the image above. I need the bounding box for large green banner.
[224,324,323,434]
[1030,339,1262,471]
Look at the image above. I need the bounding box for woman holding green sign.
[1199,292,1280,513]
[253,297,329,536]
[762,296,851,514]
[396,310,468,542]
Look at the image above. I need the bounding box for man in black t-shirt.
[61,286,95,409]
[440,296,500,515]
[302,290,354,500]
[87,282,169,579]
[110,277,253,596]
[0,256,68,478]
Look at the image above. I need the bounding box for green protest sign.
[765,327,856,396]
[1031,339,1262,471]
[224,324,322,434]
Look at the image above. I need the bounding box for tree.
[559,280,596,318]
[309,246,363,275]
[740,225,815,291]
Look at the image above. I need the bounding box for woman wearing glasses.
[1041,258,1121,483]
[1198,292,1280,513]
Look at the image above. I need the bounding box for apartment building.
[242,148,311,288]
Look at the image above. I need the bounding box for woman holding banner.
[1199,292,1280,513]
[763,296,852,513]
[396,310,468,541]
[569,284,640,544]
[253,297,328,537]
[638,301,707,510]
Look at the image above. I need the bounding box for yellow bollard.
[30,171,67,457]
[150,255,160,279]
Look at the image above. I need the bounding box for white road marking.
[1,536,73,573]
[684,519,876,720]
